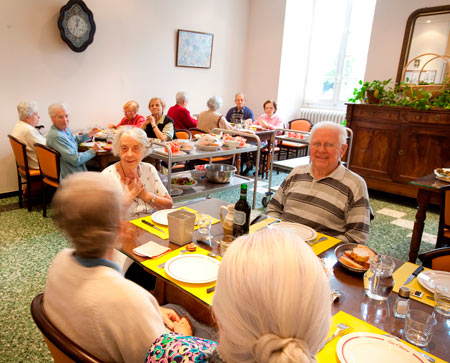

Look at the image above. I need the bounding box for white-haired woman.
[145,229,332,362]
[44,172,192,363]
[197,96,234,133]
[102,127,172,219]
[167,91,198,130]
[109,100,146,129]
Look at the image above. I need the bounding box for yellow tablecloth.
[393,262,435,307]
[317,311,445,363]
[131,206,220,239]
[142,246,218,306]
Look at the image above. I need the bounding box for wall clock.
[58,0,96,52]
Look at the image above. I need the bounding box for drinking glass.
[196,214,212,244]
[363,254,395,300]
[405,309,436,347]
[434,283,450,317]
[219,235,235,256]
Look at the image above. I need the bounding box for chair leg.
[26,179,32,212]
[42,185,47,218]
[17,173,23,208]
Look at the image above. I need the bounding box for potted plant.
[348,79,392,104]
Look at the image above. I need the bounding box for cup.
[167,210,196,245]
[434,283,450,317]
[363,254,395,300]
[219,235,236,256]
[195,214,212,244]
[405,309,436,347]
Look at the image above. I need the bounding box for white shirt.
[11,121,46,169]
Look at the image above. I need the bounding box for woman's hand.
[88,128,101,137]
[122,176,144,205]
[159,307,180,330]
[145,115,156,128]
[172,316,193,336]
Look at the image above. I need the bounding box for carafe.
[363,254,395,300]
[220,205,235,236]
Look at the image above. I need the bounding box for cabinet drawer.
[353,108,399,121]
[401,111,450,124]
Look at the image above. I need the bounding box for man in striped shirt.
[267,121,370,244]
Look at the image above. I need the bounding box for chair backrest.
[34,144,61,185]
[437,185,450,248]
[419,247,450,272]
[8,134,30,177]
[189,128,207,137]
[31,293,104,363]
[288,119,312,132]
[175,129,192,140]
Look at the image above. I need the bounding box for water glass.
[434,283,450,317]
[219,235,235,256]
[196,214,212,244]
[405,309,436,347]
[363,254,395,300]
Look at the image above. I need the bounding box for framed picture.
[404,70,437,83]
[176,30,214,69]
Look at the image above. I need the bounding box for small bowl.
[223,140,240,149]
[334,243,377,274]
[205,164,236,183]
[191,170,206,180]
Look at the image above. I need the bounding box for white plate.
[434,168,450,183]
[269,222,317,241]
[153,148,187,156]
[164,254,220,284]
[151,209,175,226]
[417,270,450,293]
[237,143,252,148]
[170,188,183,196]
[171,178,198,189]
[336,333,427,363]
[196,144,221,151]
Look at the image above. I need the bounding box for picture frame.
[176,29,214,69]
[414,59,420,67]
[404,70,437,83]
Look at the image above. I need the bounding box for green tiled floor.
[0,174,440,362]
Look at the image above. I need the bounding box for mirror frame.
[396,5,450,84]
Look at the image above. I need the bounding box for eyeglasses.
[310,142,338,150]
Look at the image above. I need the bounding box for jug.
[220,205,235,236]
[363,254,395,301]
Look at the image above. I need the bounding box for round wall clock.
[58,0,96,52]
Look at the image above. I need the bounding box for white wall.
[0,0,249,193]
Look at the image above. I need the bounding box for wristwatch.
[150,193,156,205]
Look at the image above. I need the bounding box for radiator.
[298,108,346,125]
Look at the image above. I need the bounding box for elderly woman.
[102,127,172,219]
[43,172,192,363]
[145,229,332,362]
[141,97,174,141]
[167,91,198,130]
[109,100,146,129]
[253,99,283,130]
[197,96,234,133]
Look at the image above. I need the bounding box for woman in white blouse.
[102,127,172,219]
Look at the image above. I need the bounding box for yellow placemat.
[131,206,220,240]
[311,233,341,256]
[142,245,219,306]
[393,262,434,307]
[249,217,278,234]
[317,311,445,363]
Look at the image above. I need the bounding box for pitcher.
[363,254,395,300]
[220,205,235,236]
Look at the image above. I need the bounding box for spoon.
[317,323,352,351]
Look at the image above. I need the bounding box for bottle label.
[233,211,246,226]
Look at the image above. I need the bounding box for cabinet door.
[394,126,450,182]
[349,121,401,181]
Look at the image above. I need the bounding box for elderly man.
[267,121,370,244]
[46,103,100,179]
[167,91,198,130]
[12,101,46,170]
[225,92,255,124]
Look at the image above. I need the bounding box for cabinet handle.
[435,115,441,121]
[415,115,420,120]
[398,150,404,156]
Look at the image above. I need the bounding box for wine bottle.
[233,184,251,237]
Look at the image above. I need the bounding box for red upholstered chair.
[418,247,450,272]
[277,119,312,160]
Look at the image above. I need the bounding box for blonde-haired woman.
[141,97,174,141]
[109,100,146,129]
[145,229,332,362]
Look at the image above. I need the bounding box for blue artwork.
[176,30,213,68]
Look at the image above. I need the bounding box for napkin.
[133,241,171,258]
[316,311,444,363]
[142,245,217,306]
[393,262,434,307]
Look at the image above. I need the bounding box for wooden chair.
[175,129,192,140]
[418,247,450,272]
[189,128,206,138]
[34,144,60,217]
[31,293,104,363]
[436,185,450,248]
[277,119,312,160]
[8,135,41,211]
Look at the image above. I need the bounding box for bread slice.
[339,255,364,269]
[351,246,372,263]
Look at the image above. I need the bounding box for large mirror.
[396,5,450,84]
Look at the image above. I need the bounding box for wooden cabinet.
[346,104,450,198]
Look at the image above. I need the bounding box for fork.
[310,236,328,245]
[317,323,352,351]
[157,250,188,269]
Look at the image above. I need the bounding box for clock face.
[67,15,87,38]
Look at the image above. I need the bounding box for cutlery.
[402,265,424,286]
[257,219,280,232]
[206,286,215,294]
[157,250,187,269]
[157,262,166,269]
[142,219,168,235]
[207,252,221,260]
[317,323,352,351]
[310,236,328,245]
[382,335,435,362]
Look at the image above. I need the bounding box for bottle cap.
[399,286,410,298]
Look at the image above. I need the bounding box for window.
[303,0,375,109]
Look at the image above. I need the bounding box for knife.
[403,265,424,286]
[142,220,167,235]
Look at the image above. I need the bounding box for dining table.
[119,197,450,362]
[408,173,447,262]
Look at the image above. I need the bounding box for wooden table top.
[120,197,450,361]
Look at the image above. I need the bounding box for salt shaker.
[394,286,410,318]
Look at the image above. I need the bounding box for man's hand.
[88,128,101,137]
[172,316,193,336]
[159,307,180,330]
[92,143,101,152]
